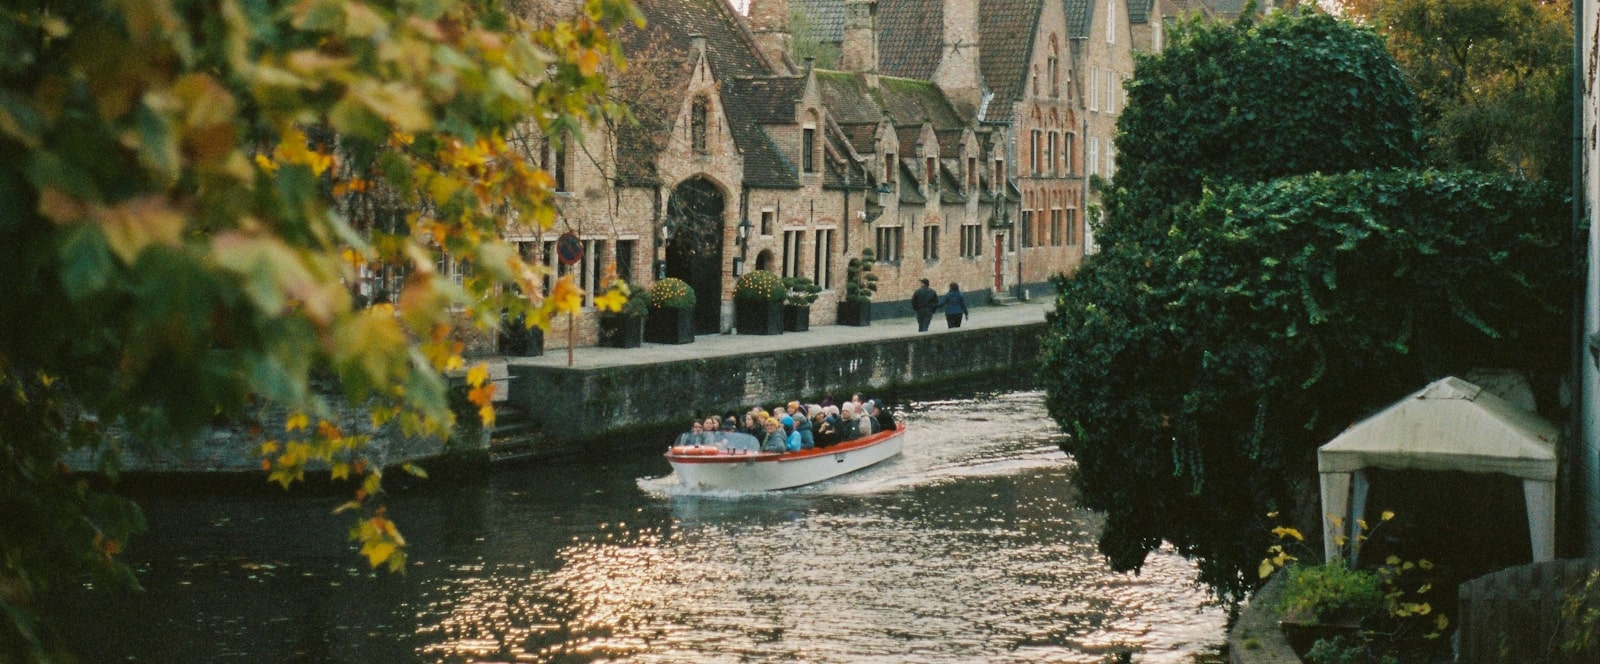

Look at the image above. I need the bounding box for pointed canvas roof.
[1317,376,1559,481]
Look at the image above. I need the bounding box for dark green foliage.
[1105,8,1422,250]
[1040,169,1568,601]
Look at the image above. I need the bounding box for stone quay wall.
[507,322,1045,445]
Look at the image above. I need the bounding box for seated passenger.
[795,413,815,450]
[873,402,896,431]
[859,401,879,435]
[676,420,705,447]
[761,418,787,453]
[811,410,836,448]
[838,404,861,441]
[780,415,801,451]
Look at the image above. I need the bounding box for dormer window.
[925,157,936,189]
[691,98,708,155]
[967,156,976,191]
[1048,38,1060,98]
[885,151,896,183]
[993,158,1004,191]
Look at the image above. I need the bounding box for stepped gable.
[613,0,780,185]
[875,76,968,131]
[792,0,847,45]
[1064,0,1093,39]
[977,0,1045,123]
[720,76,805,188]
[876,0,944,80]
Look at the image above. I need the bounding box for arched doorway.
[665,177,726,334]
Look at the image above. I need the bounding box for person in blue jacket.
[939,282,969,329]
[780,415,802,451]
[761,418,787,453]
[795,413,816,450]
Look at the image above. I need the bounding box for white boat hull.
[667,424,906,491]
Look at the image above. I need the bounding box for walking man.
[911,278,938,332]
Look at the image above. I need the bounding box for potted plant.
[837,247,879,326]
[644,277,696,344]
[734,269,786,335]
[597,280,648,348]
[782,275,820,332]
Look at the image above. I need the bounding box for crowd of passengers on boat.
[675,393,897,455]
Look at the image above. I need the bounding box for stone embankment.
[91,299,1053,474]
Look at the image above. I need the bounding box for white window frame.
[1089,137,1100,177]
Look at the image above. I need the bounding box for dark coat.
[939,289,968,316]
[911,285,939,314]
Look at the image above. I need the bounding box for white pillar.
[1524,479,1556,562]
[1350,470,1371,566]
[1320,472,1353,563]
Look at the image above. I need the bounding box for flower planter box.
[737,300,785,335]
[837,301,872,327]
[645,307,695,345]
[783,305,811,332]
[598,315,643,348]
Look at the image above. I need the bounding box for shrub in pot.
[597,280,648,348]
[734,270,786,335]
[644,277,696,344]
[837,247,879,326]
[782,275,820,332]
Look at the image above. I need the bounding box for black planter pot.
[783,305,811,332]
[497,315,545,356]
[598,315,644,348]
[644,307,695,344]
[737,300,785,335]
[837,300,872,327]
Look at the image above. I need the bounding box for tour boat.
[665,423,907,491]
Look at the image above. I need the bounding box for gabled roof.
[732,76,808,124]
[876,77,967,130]
[1317,377,1560,482]
[897,160,927,204]
[977,0,1045,123]
[792,0,847,44]
[877,0,944,80]
[613,0,783,186]
[721,77,804,188]
[1064,0,1094,40]
[816,71,884,125]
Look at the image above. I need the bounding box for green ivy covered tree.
[1102,7,1421,250]
[1040,7,1570,602]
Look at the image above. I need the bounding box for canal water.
[55,388,1227,662]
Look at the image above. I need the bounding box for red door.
[993,233,1005,292]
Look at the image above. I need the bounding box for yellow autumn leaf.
[577,48,600,76]
[331,462,350,481]
[259,441,280,456]
[1357,519,1368,531]
[361,540,397,568]
[1271,526,1303,541]
[479,404,496,427]
[466,363,489,387]
[1381,510,1395,521]
[549,275,583,314]
[1258,559,1274,579]
[1386,555,1402,566]
[593,287,627,312]
[286,412,310,432]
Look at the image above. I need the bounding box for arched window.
[803,110,819,174]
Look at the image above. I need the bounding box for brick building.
[518,0,1149,349]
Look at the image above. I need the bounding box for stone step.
[989,292,1020,307]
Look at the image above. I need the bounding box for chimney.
[747,0,795,75]
[841,0,878,80]
[932,0,980,118]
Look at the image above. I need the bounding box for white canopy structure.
[1317,376,1561,563]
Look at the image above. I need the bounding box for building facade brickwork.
[500,0,1149,350]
